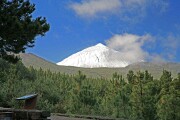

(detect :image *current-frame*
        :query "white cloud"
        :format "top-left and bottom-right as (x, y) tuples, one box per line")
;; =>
(106, 33), (152, 63)
(105, 33), (179, 63)
(70, 0), (169, 20)
(70, 0), (121, 17)
(161, 34), (180, 61)
(151, 0), (169, 13)
(122, 0), (146, 11)
(163, 35), (179, 50)
(149, 54), (166, 63)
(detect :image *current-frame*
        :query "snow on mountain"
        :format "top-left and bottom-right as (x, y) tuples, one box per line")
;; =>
(57, 43), (132, 68)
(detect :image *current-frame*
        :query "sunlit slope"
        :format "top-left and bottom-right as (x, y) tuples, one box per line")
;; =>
(20, 53), (180, 79)
(57, 43), (130, 68)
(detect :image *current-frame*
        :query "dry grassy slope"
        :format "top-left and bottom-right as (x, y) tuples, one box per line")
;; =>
(19, 53), (180, 79)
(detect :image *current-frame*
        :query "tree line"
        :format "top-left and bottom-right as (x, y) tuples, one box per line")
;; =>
(0, 59), (179, 120)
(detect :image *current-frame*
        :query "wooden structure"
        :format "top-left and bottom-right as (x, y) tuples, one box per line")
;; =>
(0, 94), (50, 119)
(16, 94), (38, 109)
(0, 107), (50, 120)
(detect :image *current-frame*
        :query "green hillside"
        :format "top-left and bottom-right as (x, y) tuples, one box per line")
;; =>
(19, 53), (180, 79)
(1, 56), (179, 119)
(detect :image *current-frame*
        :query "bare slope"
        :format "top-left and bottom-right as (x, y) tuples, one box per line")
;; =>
(20, 53), (180, 79)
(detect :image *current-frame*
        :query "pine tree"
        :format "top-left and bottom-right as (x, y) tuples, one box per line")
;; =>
(157, 71), (180, 120)
(130, 71), (156, 120)
(0, 0), (50, 63)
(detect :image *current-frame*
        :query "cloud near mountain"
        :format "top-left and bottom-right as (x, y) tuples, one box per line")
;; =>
(106, 33), (153, 63)
(57, 33), (179, 68)
(106, 33), (180, 62)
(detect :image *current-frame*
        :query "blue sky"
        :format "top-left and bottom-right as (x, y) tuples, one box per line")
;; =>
(27, 0), (180, 63)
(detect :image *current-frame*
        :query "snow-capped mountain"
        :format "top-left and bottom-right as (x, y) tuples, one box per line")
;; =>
(57, 43), (131, 68)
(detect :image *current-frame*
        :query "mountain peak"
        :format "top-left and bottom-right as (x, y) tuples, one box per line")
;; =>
(95, 43), (106, 47)
(57, 43), (130, 68)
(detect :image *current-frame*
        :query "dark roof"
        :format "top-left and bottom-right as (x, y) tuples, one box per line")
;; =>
(16, 94), (38, 100)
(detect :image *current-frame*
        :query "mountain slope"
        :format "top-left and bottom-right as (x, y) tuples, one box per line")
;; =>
(20, 53), (180, 79)
(57, 43), (130, 68)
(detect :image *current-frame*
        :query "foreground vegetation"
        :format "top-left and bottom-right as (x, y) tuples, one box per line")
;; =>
(0, 59), (179, 120)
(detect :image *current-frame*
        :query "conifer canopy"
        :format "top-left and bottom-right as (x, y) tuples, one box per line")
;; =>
(0, 0), (50, 63)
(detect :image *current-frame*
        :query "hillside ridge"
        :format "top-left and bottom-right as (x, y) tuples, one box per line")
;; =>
(20, 53), (180, 79)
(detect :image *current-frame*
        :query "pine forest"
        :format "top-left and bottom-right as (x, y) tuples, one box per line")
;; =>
(0, 59), (179, 119)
